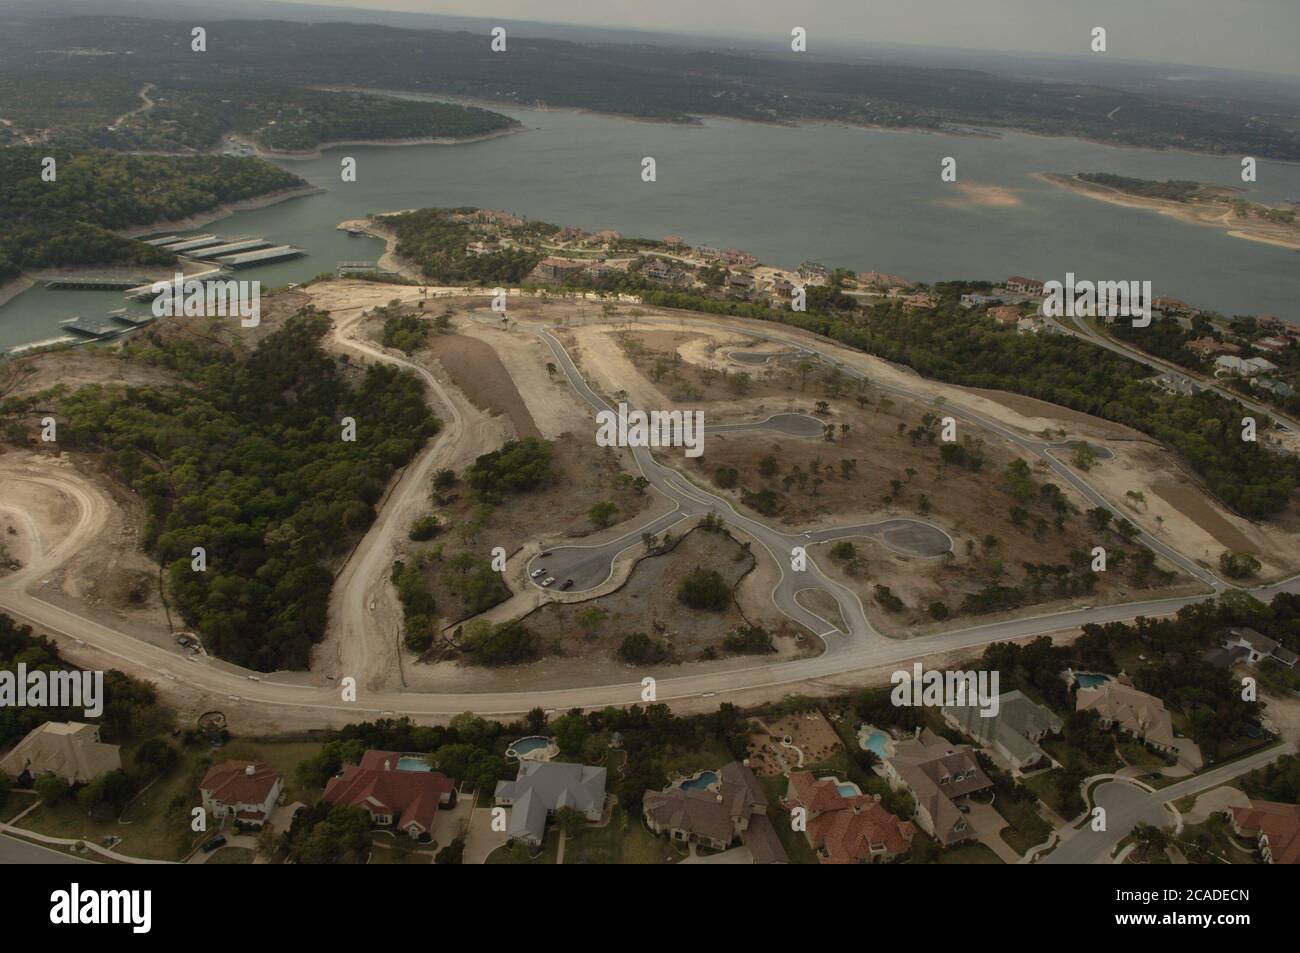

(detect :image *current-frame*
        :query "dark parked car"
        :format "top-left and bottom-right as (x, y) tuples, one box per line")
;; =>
(200, 835), (227, 853)
(561, 579), (574, 590)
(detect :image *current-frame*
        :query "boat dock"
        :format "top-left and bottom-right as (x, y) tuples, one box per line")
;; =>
(216, 245), (306, 268)
(43, 276), (153, 291)
(60, 316), (124, 339)
(189, 238), (275, 260)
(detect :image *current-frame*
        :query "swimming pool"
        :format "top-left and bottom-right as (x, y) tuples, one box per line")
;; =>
(680, 771), (719, 792)
(509, 737), (550, 755)
(837, 782), (862, 798)
(1076, 674), (1112, 689)
(396, 756), (431, 772)
(861, 730), (890, 759)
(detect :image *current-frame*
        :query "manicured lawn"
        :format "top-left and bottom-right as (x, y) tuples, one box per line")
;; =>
(1021, 770), (1080, 820)
(758, 776), (820, 864)
(369, 841), (433, 864)
(561, 807), (681, 864)
(1042, 736), (1118, 775)
(1175, 815), (1260, 865)
(938, 842), (1003, 864)
(486, 830), (560, 864)
(1117, 741), (1171, 770)
(995, 797), (1052, 855)
(1, 790), (39, 822)
(204, 846), (254, 864)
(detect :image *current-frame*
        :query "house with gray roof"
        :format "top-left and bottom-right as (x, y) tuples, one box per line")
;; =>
(494, 761), (607, 846)
(942, 690), (1062, 776)
(1223, 628), (1299, 670)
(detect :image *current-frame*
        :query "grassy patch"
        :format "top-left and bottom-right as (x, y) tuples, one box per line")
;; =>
(204, 846), (255, 864)
(561, 807), (681, 864)
(759, 776), (820, 864)
(994, 797), (1052, 856)
(486, 830), (560, 865)
(938, 841), (1004, 864)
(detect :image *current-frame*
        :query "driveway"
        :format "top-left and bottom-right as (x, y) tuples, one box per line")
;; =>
(964, 800), (1021, 864)
(465, 807), (509, 864)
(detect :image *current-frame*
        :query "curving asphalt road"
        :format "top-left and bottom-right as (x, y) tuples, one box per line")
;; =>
(2, 294), (1298, 720)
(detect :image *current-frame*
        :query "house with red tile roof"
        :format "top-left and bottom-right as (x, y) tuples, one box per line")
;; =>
(785, 772), (915, 864)
(322, 751), (456, 840)
(199, 760), (283, 828)
(1230, 799), (1300, 864)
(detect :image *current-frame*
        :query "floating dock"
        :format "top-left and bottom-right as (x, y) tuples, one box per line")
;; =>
(216, 245), (306, 268)
(43, 276), (153, 291)
(188, 238), (275, 260)
(141, 235), (183, 247)
(124, 271), (236, 301)
(163, 235), (229, 253)
(60, 316), (124, 339)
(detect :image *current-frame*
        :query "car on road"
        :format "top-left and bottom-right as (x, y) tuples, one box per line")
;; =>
(561, 579), (574, 590)
(200, 836), (227, 853)
(541, 577), (555, 587)
(530, 568), (546, 578)
(539, 550), (553, 557)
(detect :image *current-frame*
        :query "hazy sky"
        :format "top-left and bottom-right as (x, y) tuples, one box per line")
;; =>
(274, 0), (1300, 76)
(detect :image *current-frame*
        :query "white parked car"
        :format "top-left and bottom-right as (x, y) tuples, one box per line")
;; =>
(530, 568), (546, 578)
(541, 577), (556, 587)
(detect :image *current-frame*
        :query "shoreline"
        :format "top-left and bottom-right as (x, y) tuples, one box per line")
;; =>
(0, 184), (325, 309)
(227, 124), (523, 161)
(1035, 172), (1300, 251)
(115, 183), (327, 238)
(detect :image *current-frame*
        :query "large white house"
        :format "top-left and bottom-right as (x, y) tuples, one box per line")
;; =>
(199, 760), (283, 828)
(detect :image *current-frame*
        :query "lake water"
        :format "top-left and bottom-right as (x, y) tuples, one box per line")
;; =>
(3, 102), (1298, 352)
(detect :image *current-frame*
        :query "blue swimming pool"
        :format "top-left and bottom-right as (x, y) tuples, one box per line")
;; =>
(509, 736), (550, 756)
(680, 771), (719, 791)
(397, 756), (431, 772)
(837, 783), (862, 798)
(1076, 674), (1112, 689)
(862, 730), (889, 758)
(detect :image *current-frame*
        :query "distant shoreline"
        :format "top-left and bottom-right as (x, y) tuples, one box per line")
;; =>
(227, 124), (523, 161)
(1036, 172), (1300, 251)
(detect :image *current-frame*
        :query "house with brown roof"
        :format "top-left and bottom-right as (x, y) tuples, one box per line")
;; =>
(1187, 337), (1239, 358)
(1231, 799), (1300, 864)
(323, 751), (455, 840)
(535, 257), (588, 282)
(785, 772), (914, 863)
(1075, 682), (1202, 770)
(990, 305), (1021, 326)
(1006, 276), (1044, 295)
(883, 729), (991, 846)
(0, 721), (121, 785)
(200, 760), (283, 828)
(643, 762), (787, 864)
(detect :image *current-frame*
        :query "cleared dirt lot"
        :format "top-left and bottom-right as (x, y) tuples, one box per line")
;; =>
(424, 333), (542, 440)
(518, 526), (808, 665)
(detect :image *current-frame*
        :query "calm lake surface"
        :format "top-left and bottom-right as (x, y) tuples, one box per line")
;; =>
(3, 103), (1298, 352)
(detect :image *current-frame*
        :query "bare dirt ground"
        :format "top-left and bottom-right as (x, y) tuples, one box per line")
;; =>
(0, 349), (180, 402)
(424, 332), (541, 439)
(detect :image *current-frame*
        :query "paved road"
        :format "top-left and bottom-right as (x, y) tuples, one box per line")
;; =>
(1056, 311), (1300, 435)
(2, 296), (1299, 719)
(705, 412), (824, 437)
(1043, 741), (1295, 864)
(0, 834), (95, 864)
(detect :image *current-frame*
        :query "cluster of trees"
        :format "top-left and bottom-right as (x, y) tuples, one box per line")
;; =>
(383, 208), (543, 285)
(0, 147), (303, 281)
(643, 286), (1300, 519)
(676, 567), (732, 611)
(27, 313), (440, 670)
(465, 438), (555, 500)
(380, 306), (430, 355)
(1076, 173), (1210, 203)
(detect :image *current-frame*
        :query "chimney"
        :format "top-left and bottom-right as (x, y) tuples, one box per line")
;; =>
(384, 759), (392, 771)
(244, 764), (256, 776)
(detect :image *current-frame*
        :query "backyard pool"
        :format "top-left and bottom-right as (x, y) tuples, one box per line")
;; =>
(861, 730), (890, 759)
(837, 782), (862, 798)
(506, 736), (557, 760)
(1076, 673), (1112, 689)
(396, 756), (432, 772)
(679, 771), (719, 792)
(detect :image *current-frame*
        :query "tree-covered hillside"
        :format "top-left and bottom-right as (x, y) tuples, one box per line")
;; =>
(0, 147), (305, 281)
